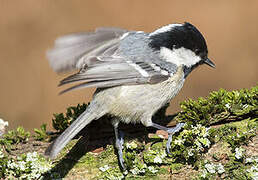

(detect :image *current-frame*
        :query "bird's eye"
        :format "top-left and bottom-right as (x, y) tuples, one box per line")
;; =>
(194, 49), (201, 55)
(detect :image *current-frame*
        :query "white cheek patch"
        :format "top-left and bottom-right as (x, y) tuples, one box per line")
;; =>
(160, 47), (201, 67)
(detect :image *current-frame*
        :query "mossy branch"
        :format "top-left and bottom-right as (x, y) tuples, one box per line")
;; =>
(175, 86), (257, 126)
(52, 86), (257, 134)
(0, 86), (257, 179)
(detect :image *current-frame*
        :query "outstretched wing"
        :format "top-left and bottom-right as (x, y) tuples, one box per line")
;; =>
(47, 27), (174, 93)
(59, 56), (169, 94)
(47, 27), (128, 73)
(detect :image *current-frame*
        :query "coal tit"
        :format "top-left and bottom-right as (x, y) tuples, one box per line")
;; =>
(46, 22), (215, 170)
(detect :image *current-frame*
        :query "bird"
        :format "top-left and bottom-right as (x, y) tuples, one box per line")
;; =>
(45, 22), (215, 170)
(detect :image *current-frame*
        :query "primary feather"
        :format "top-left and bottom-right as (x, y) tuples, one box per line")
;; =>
(59, 57), (169, 93)
(46, 27), (128, 73)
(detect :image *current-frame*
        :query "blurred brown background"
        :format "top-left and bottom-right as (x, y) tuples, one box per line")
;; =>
(0, 1), (257, 131)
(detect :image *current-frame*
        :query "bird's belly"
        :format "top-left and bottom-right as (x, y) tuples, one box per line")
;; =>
(93, 65), (185, 124)
(109, 76), (185, 122)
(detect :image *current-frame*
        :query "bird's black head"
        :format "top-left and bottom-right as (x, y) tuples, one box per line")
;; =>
(149, 22), (215, 72)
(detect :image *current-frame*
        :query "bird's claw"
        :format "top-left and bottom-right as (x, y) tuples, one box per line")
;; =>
(115, 131), (126, 170)
(166, 122), (185, 155)
(118, 148), (125, 170)
(166, 134), (173, 155)
(167, 122), (185, 134)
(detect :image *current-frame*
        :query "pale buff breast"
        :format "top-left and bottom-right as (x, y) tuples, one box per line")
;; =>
(105, 65), (185, 122)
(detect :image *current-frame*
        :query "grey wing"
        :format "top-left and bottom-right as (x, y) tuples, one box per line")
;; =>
(47, 28), (172, 93)
(47, 27), (128, 73)
(59, 56), (169, 94)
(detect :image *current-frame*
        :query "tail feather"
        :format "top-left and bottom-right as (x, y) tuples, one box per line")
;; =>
(45, 106), (106, 159)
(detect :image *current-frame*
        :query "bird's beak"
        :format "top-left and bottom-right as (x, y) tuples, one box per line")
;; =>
(204, 58), (215, 68)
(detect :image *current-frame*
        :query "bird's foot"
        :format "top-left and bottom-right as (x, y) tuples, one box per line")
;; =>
(115, 131), (125, 170)
(166, 122), (185, 155)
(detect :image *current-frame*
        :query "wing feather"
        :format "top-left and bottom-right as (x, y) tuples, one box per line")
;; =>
(47, 28), (175, 93)
(59, 56), (170, 93)
(59, 77), (146, 95)
(59, 59), (140, 86)
(47, 28), (128, 73)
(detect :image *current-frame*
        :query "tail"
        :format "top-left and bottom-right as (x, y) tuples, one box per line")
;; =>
(45, 105), (106, 159)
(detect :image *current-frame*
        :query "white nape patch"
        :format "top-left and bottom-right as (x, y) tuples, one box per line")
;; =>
(126, 61), (149, 77)
(120, 32), (129, 40)
(160, 47), (201, 67)
(150, 24), (183, 36)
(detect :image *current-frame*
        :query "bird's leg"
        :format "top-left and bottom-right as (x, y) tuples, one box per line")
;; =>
(111, 119), (125, 170)
(151, 122), (185, 154)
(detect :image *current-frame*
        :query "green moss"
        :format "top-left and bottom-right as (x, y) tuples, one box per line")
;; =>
(33, 123), (48, 141)
(0, 150), (52, 179)
(215, 119), (257, 150)
(195, 117), (257, 180)
(97, 165), (125, 180)
(196, 149), (258, 180)
(175, 86), (258, 126)
(52, 103), (88, 132)
(2, 126), (30, 144)
(170, 163), (183, 172)
(0, 126), (30, 152)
